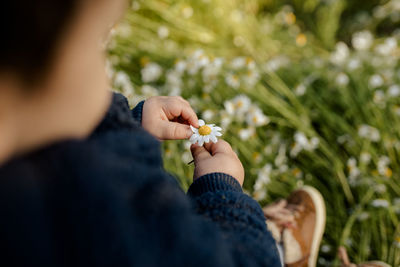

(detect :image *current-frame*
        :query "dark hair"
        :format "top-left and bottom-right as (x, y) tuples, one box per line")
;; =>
(1, 1), (80, 84)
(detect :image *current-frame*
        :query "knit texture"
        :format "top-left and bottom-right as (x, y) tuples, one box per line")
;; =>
(188, 172), (243, 197)
(0, 92), (280, 267)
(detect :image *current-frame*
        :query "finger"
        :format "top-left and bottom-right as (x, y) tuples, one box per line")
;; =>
(166, 98), (199, 128)
(160, 121), (193, 140)
(205, 139), (234, 156)
(190, 144), (211, 162)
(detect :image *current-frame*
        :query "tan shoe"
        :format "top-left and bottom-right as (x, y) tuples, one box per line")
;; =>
(338, 247), (392, 267)
(282, 186), (326, 267)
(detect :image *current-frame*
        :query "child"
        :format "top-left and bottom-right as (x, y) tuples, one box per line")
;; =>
(0, 0), (325, 266)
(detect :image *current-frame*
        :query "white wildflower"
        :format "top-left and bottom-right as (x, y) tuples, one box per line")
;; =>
(360, 152), (371, 164)
(141, 85), (159, 97)
(263, 56), (290, 72)
(220, 111), (233, 128)
(187, 50), (209, 75)
(375, 37), (397, 56)
(357, 212), (370, 221)
(246, 106), (270, 127)
(243, 70), (260, 87)
(352, 30), (373, 51)
(358, 124), (381, 142)
(294, 84), (307, 96)
(225, 73), (240, 89)
(230, 57), (246, 69)
(388, 84), (400, 97)
(371, 199), (390, 208)
(190, 119), (222, 146)
(168, 87), (181, 96)
(238, 127), (255, 141)
(347, 157), (361, 179)
(182, 5), (194, 18)
(295, 132), (319, 151)
(202, 58), (223, 83)
(246, 58), (256, 69)
(202, 110), (215, 121)
(253, 164), (272, 200)
(141, 63), (162, 83)
(166, 70), (182, 88)
(257, 164), (272, 185)
(275, 145), (287, 167)
(331, 42), (349, 65)
(347, 58), (361, 70)
(157, 26), (169, 39)
(114, 71), (134, 96)
(377, 156), (390, 175)
(174, 60), (187, 74)
(253, 189), (267, 201)
(290, 132), (319, 157)
(225, 95), (252, 116)
(369, 74), (384, 88)
(182, 151), (192, 163)
(336, 73), (350, 86)
(279, 164), (289, 173)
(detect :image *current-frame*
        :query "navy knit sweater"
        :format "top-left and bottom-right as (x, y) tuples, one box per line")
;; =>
(0, 93), (280, 267)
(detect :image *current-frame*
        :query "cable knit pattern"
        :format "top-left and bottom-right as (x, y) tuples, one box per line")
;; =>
(188, 172), (243, 197)
(0, 92), (280, 267)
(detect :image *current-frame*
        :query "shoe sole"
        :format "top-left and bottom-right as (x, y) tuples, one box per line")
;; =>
(300, 186), (326, 267)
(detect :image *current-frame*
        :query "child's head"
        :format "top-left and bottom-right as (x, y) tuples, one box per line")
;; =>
(2, 0), (126, 86)
(0, 0), (127, 160)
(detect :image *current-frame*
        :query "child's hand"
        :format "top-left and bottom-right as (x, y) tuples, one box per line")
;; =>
(190, 139), (244, 186)
(142, 96), (199, 140)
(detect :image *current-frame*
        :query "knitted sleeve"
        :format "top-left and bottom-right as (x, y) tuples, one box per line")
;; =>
(122, 168), (281, 267)
(186, 172), (281, 266)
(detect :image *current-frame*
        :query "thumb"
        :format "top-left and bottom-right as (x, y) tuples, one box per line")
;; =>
(190, 144), (211, 162)
(160, 121), (193, 140)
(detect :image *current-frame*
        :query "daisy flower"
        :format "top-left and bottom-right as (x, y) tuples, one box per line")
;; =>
(190, 119), (222, 146)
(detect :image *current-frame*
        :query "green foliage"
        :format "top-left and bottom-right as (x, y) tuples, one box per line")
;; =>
(109, 0), (400, 265)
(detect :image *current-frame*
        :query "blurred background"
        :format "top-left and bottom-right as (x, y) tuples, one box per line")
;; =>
(108, 0), (400, 265)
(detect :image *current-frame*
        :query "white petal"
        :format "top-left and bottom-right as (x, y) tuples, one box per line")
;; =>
(190, 134), (198, 142)
(213, 126), (222, 131)
(211, 135), (218, 143)
(215, 132), (223, 137)
(190, 125), (197, 132)
(204, 136), (210, 143)
(198, 139), (204, 146)
(199, 120), (205, 126)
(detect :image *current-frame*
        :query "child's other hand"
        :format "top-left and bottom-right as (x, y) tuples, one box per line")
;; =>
(190, 140), (244, 186)
(142, 96), (199, 140)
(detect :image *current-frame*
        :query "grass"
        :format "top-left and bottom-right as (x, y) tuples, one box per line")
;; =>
(109, 0), (400, 265)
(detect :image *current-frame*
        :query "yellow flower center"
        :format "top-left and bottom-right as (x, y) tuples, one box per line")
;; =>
(384, 167), (393, 178)
(198, 125), (212, 136)
(296, 33), (307, 47)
